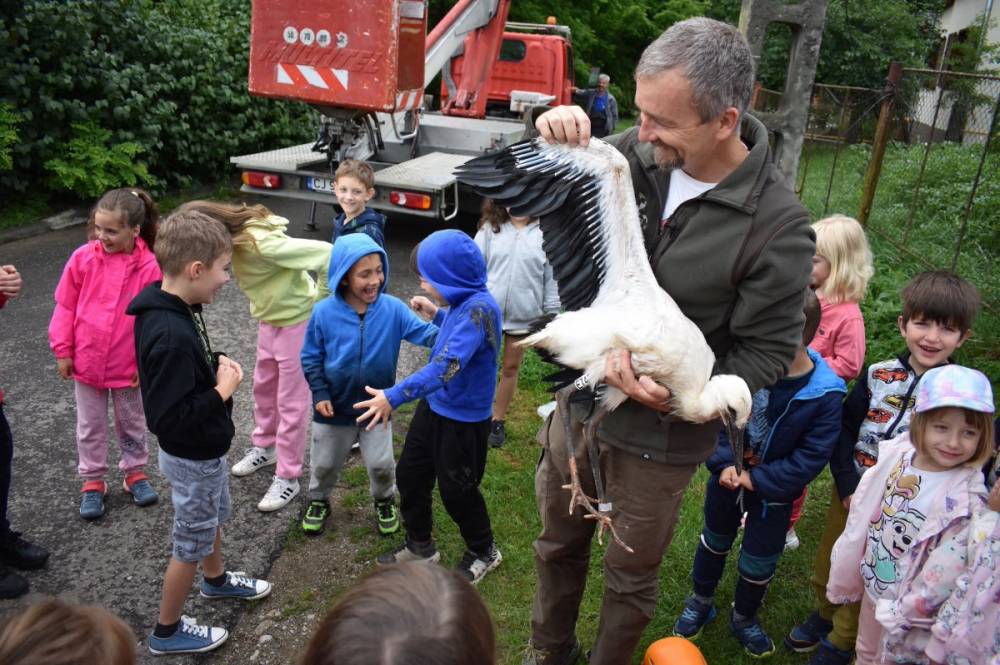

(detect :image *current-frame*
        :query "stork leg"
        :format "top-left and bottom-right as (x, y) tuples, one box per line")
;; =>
(555, 388), (598, 512)
(581, 406), (633, 553)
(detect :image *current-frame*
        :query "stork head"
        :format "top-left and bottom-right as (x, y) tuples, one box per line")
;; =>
(705, 374), (752, 427)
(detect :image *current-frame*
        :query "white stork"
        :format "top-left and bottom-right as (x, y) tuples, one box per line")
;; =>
(455, 138), (752, 551)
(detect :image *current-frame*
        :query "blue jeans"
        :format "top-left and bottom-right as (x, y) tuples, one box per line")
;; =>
(692, 473), (793, 618)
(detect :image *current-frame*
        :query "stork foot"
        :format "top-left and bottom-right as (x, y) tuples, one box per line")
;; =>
(563, 453), (633, 553)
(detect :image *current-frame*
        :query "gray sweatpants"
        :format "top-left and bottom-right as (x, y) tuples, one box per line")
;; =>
(308, 422), (396, 502)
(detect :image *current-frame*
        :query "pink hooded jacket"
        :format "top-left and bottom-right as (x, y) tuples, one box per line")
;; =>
(827, 434), (987, 663)
(48, 238), (161, 389)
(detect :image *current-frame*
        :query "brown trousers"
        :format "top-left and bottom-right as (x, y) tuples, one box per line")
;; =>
(530, 402), (697, 665)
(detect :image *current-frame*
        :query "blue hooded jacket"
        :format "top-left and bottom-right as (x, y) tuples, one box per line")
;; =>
(385, 230), (501, 422)
(332, 207), (386, 250)
(300, 233), (437, 426)
(708, 349), (846, 502)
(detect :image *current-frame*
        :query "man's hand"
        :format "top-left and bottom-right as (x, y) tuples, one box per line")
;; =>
(410, 295), (438, 321)
(315, 400), (334, 418)
(0, 265), (22, 297)
(535, 105), (592, 147)
(57, 357), (74, 380)
(603, 349), (672, 412)
(353, 386), (392, 431)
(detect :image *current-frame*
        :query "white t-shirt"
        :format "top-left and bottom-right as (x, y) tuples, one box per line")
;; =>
(661, 168), (717, 228)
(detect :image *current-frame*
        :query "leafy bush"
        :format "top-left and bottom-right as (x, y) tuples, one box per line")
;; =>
(44, 122), (151, 198)
(0, 103), (18, 172)
(0, 0), (317, 197)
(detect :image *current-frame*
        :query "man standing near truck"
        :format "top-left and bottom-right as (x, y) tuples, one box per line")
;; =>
(572, 73), (618, 138)
(524, 17), (815, 665)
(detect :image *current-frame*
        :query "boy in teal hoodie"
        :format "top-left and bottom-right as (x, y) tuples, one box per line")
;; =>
(299, 234), (437, 536)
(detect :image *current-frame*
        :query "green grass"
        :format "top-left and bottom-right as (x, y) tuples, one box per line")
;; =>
(0, 192), (53, 231)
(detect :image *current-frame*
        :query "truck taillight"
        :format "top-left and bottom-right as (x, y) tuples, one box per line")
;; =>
(390, 191), (432, 210)
(242, 171), (281, 189)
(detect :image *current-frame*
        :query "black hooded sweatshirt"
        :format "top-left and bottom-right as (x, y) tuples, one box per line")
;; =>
(126, 282), (234, 460)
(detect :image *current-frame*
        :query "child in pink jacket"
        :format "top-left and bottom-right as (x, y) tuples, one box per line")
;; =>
(49, 188), (163, 520)
(826, 365), (994, 665)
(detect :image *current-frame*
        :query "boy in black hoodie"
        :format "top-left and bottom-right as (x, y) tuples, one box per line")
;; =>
(127, 211), (272, 656)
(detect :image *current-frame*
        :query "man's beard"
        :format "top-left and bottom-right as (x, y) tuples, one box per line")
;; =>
(653, 144), (682, 171)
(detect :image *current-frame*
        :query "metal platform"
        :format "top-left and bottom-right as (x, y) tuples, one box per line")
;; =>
(373, 151), (473, 190)
(229, 143), (324, 171)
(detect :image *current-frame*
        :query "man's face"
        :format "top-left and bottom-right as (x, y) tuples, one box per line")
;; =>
(597, 78), (609, 93)
(634, 69), (724, 176)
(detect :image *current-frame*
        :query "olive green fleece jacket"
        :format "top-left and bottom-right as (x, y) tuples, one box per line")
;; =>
(232, 215), (333, 327)
(595, 115), (815, 465)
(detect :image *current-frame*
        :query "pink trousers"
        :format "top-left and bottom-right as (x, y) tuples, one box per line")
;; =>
(855, 592), (884, 665)
(75, 381), (148, 480)
(251, 320), (311, 480)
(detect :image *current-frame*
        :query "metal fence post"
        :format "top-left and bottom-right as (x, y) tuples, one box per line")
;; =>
(857, 62), (903, 226)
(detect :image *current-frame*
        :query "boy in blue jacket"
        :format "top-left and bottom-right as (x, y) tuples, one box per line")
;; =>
(331, 160), (386, 249)
(299, 234), (437, 536)
(672, 290), (846, 658)
(354, 229), (503, 585)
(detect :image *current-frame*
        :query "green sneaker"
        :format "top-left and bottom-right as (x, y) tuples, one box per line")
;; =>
(374, 497), (400, 535)
(301, 500), (330, 535)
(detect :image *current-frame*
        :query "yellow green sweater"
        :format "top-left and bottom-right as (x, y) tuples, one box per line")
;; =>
(232, 215), (332, 327)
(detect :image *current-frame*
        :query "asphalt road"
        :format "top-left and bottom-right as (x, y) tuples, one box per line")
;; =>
(0, 196), (439, 662)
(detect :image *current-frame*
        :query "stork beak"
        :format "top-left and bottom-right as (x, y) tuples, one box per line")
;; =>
(724, 406), (745, 476)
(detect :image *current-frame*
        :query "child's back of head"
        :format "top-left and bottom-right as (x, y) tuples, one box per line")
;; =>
(802, 287), (821, 347)
(812, 214), (873, 305)
(0, 599), (136, 665)
(302, 562), (496, 665)
(175, 200), (271, 250)
(155, 210), (233, 277)
(900, 269), (980, 335)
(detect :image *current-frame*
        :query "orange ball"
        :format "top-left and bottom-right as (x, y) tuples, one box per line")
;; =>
(642, 636), (708, 665)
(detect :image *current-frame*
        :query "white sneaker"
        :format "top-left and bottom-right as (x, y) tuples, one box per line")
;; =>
(785, 528), (800, 551)
(231, 447), (277, 477)
(456, 543), (502, 585)
(257, 476), (300, 512)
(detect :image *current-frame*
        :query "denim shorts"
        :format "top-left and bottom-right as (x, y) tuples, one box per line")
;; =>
(159, 449), (231, 563)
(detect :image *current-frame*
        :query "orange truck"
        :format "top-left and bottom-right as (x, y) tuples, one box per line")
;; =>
(230, 0), (574, 225)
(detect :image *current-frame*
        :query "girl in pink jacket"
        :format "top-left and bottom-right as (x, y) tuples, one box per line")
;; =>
(48, 188), (163, 520)
(826, 365), (994, 664)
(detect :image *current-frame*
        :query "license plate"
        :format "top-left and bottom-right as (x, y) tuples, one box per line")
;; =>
(307, 176), (335, 193)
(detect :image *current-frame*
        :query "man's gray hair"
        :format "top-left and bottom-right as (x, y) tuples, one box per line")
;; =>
(635, 17), (755, 122)
(598, 73), (610, 83)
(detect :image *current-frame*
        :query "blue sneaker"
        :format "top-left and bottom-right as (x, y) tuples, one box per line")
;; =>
(807, 639), (854, 665)
(200, 571), (272, 600)
(124, 473), (158, 507)
(80, 480), (106, 520)
(672, 595), (717, 639)
(730, 612), (776, 658)
(785, 610), (833, 652)
(148, 615), (228, 655)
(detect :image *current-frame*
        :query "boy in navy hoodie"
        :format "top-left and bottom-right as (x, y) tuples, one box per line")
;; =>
(354, 229), (503, 585)
(128, 211), (271, 656)
(331, 159), (386, 249)
(299, 233), (437, 537)
(671, 290), (846, 658)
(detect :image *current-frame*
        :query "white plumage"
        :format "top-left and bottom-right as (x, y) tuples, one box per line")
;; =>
(456, 138), (752, 550)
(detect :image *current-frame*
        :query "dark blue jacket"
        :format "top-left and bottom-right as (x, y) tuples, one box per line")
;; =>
(708, 349), (846, 502)
(385, 230), (501, 422)
(300, 234), (437, 426)
(332, 207), (386, 249)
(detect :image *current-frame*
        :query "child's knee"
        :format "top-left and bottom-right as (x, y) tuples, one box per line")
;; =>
(737, 549), (781, 583)
(700, 527), (735, 554)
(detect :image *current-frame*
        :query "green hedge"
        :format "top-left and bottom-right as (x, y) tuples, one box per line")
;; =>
(0, 0), (317, 197)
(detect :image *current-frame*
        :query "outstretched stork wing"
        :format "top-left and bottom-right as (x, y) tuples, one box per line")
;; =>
(455, 138), (610, 311)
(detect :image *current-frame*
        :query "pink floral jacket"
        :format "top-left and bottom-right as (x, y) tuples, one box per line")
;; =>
(48, 238), (161, 388)
(827, 434), (987, 663)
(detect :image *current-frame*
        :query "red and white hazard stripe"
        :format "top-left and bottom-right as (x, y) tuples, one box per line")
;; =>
(276, 64), (349, 92)
(395, 89), (422, 111)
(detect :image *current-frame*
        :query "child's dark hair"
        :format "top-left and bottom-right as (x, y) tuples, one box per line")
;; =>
(803, 287), (821, 346)
(91, 187), (159, 250)
(0, 599), (136, 665)
(901, 270), (980, 333)
(479, 198), (510, 233)
(301, 562), (496, 665)
(409, 242), (422, 278)
(335, 159), (376, 190)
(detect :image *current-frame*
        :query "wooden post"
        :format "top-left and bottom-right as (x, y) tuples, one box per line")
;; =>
(857, 61), (902, 226)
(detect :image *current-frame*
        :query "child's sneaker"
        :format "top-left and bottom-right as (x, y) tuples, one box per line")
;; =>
(79, 480), (107, 520)
(0, 567), (28, 599)
(124, 471), (158, 507)
(302, 500), (330, 535)
(785, 610), (833, 652)
(456, 542), (502, 585)
(200, 571), (272, 600)
(784, 528), (800, 551)
(374, 497), (400, 535)
(488, 419), (506, 448)
(257, 476), (299, 512)
(148, 616), (228, 655)
(730, 611), (776, 658)
(672, 594), (717, 640)
(377, 538), (441, 565)
(807, 639), (854, 665)
(231, 446), (277, 477)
